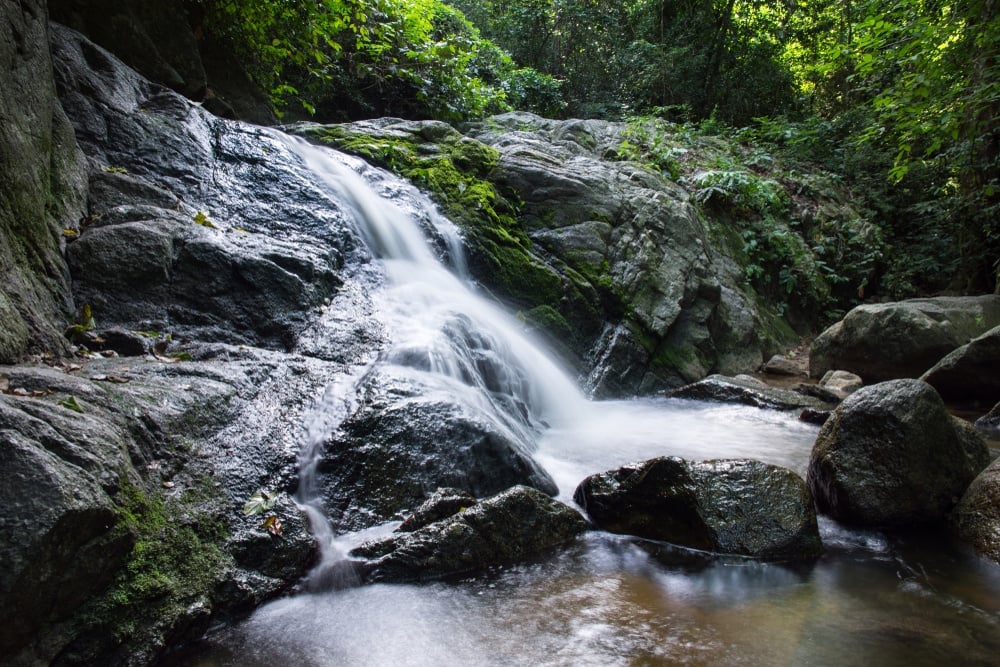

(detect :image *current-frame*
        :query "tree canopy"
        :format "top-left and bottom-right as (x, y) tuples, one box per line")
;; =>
(201, 0), (999, 296)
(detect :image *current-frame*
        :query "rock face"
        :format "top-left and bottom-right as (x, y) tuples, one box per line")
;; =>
(921, 325), (1000, 406)
(807, 379), (990, 527)
(952, 458), (1000, 564)
(53, 23), (348, 349)
(349, 486), (587, 583)
(574, 457), (822, 560)
(49, 0), (277, 123)
(0, 0), (86, 362)
(809, 296), (1000, 383)
(293, 114), (799, 397)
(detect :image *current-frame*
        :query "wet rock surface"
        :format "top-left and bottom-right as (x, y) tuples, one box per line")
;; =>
(315, 366), (557, 532)
(349, 486), (587, 582)
(667, 374), (836, 411)
(952, 458), (1000, 564)
(921, 324), (1000, 407)
(574, 456), (822, 560)
(807, 379), (990, 527)
(809, 296), (1000, 383)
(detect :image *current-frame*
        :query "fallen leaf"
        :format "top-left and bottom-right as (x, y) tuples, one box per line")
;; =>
(0, 376), (8, 392)
(12, 387), (29, 396)
(162, 481), (175, 489)
(263, 515), (283, 537)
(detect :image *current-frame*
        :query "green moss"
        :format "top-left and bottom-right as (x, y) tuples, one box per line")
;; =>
(298, 124), (565, 314)
(520, 305), (573, 340)
(80, 478), (229, 644)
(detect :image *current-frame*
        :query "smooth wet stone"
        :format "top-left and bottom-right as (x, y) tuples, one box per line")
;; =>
(350, 486), (587, 582)
(807, 379), (989, 527)
(667, 374), (835, 411)
(574, 456), (822, 560)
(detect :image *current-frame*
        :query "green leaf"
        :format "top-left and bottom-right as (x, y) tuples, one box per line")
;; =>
(243, 489), (277, 516)
(58, 396), (84, 413)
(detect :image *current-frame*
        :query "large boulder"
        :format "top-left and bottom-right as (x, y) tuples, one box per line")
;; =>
(951, 458), (1000, 564)
(315, 366), (557, 532)
(0, 0), (86, 362)
(810, 296), (1000, 383)
(921, 325), (1000, 407)
(349, 485), (587, 583)
(574, 456), (822, 560)
(807, 379), (990, 527)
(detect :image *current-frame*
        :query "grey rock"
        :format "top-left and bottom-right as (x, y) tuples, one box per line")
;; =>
(921, 324), (1000, 406)
(764, 354), (803, 376)
(574, 456), (822, 560)
(0, 0), (86, 362)
(819, 370), (863, 398)
(951, 458), (1000, 564)
(810, 296), (1000, 382)
(350, 486), (587, 582)
(398, 487), (478, 533)
(807, 379), (990, 527)
(974, 401), (1000, 434)
(668, 374), (836, 411)
(315, 367), (557, 532)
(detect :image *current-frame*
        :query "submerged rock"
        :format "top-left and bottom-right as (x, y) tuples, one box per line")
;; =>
(951, 458), (1000, 564)
(350, 486), (587, 583)
(807, 379), (989, 527)
(574, 456), (822, 560)
(809, 296), (1000, 383)
(921, 325), (1000, 406)
(667, 374), (836, 411)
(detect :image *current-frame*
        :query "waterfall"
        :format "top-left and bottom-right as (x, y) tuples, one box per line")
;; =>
(278, 134), (585, 581)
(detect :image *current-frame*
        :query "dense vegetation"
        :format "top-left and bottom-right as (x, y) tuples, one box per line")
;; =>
(201, 0), (999, 304)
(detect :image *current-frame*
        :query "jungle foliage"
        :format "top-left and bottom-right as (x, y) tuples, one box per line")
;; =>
(201, 0), (999, 299)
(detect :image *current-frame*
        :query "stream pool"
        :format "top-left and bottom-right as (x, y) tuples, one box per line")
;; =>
(180, 399), (1000, 667)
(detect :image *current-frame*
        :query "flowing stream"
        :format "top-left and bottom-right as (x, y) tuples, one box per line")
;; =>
(185, 137), (1000, 666)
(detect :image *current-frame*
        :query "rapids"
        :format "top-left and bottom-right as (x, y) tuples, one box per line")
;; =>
(181, 136), (1000, 667)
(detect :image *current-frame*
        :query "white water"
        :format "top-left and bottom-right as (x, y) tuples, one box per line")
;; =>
(184, 137), (1000, 666)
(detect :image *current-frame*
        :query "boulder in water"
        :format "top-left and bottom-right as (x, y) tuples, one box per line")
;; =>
(397, 487), (479, 533)
(349, 485), (587, 582)
(807, 379), (990, 527)
(574, 456), (822, 560)
(315, 367), (558, 532)
(809, 296), (1000, 383)
(951, 458), (1000, 564)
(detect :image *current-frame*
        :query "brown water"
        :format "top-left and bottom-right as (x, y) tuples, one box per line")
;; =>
(178, 399), (1000, 667)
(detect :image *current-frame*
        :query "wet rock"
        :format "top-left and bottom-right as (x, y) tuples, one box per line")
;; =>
(807, 379), (990, 527)
(809, 296), (1000, 383)
(316, 367), (557, 531)
(921, 325), (1000, 406)
(974, 402), (1000, 434)
(574, 456), (822, 560)
(799, 407), (831, 426)
(951, 458), (1000, 564)
(0, 0), (86, 363)
(793, 382), (843, 405)
(398, 487), (478, 533)
(667, 374), (836, 411)
(350, 486), (587, 582)
(763, 354), (803, 376)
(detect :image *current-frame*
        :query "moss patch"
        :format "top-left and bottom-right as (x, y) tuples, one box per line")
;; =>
(78, 477), (230, 651)
(295, 123), (565, 319)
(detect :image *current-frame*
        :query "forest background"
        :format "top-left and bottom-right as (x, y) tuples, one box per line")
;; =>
(199, 0), (999, 304)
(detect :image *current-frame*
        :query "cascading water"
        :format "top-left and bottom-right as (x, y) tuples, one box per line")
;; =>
(190, 136), (1000, 667)
(281, 134), (585, 582)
